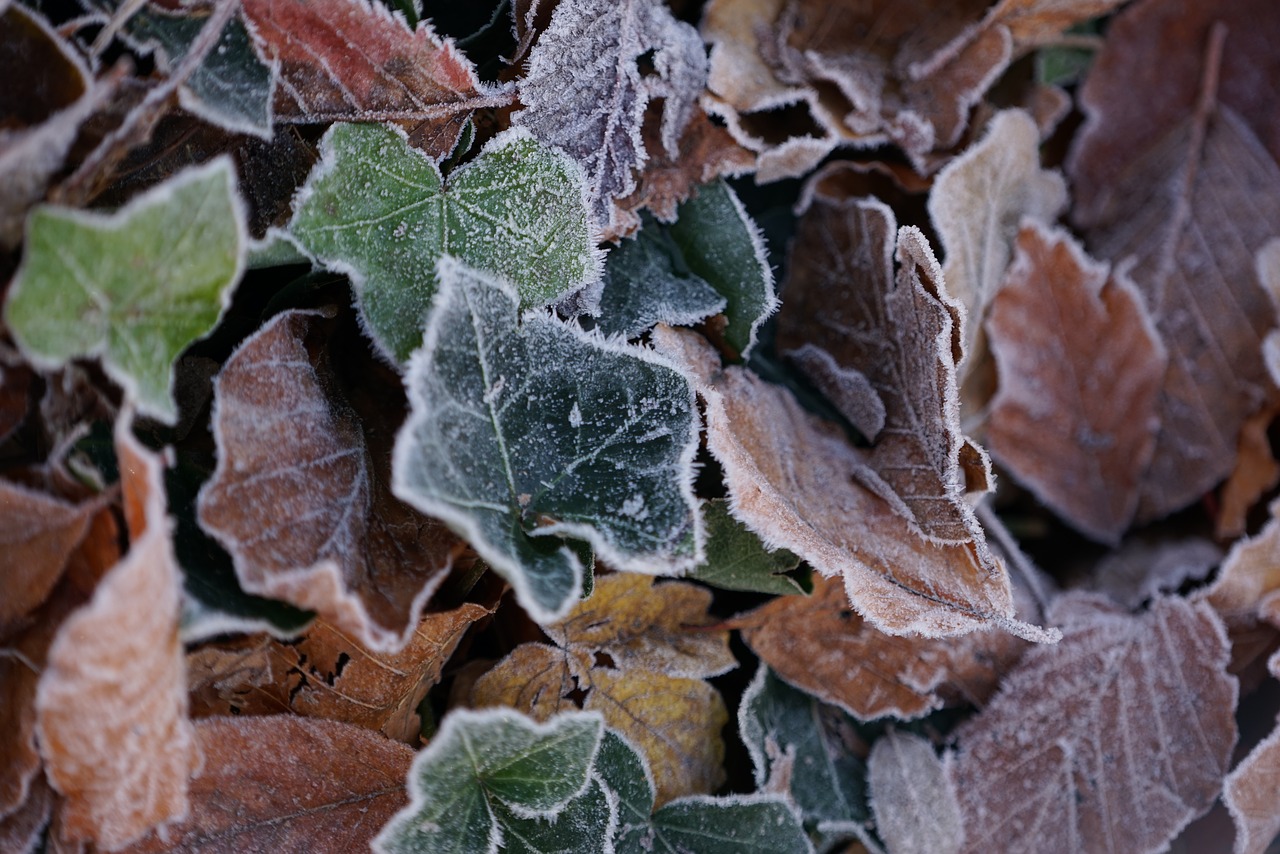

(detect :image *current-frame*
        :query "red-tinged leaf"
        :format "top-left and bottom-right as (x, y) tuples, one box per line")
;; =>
(35, 418), (199, 850)
(952, 593), (1237, 854)
(197, 308), (461, 652)
(115, 716), (414, 854)
(1067, 0), (1280, 522)
(985, 224), (1167, 544)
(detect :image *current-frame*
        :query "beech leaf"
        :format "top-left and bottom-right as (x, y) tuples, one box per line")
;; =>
(867, 730), (964, 854)
(686, 499), (804, 595)
(0, 481), (97, 635)
(290, 122), (600, 363)
(4, 158), (245, 424)
(392, 259), (703, 622)
(1224, 647), (1280, 854)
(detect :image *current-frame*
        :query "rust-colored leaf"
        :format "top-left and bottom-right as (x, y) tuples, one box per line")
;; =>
(35, 418), (199, 851)
(115, 716), (414, 854)
(952, 593), (1237, 854)
(188, 602), (491, 742)
(1067, 0), (1280, 522)
(1217, 403), (1280, 541)
(985, 224), (1167, 544)
(198, 308), (461, 652)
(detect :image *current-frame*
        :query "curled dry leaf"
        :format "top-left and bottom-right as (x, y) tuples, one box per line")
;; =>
(1067, 0), (1280, 523)
(952, 593), (1237, 854)
(198, 308), (461, 653)
(35, 418), (199, 850)
(0, 481), (98, 635)
(868, 730), (964, 854)
(985, 223), (1167, 544)
(187, 602), (492, 742)
(116, 716), (414, 854)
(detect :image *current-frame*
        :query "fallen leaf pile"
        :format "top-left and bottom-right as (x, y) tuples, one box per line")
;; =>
(2, 0), (1280, 851)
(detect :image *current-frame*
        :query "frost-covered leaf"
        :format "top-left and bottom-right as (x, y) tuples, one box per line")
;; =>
(117, 716), (414, 854)
(188, 602), (491, 741)
(4, 158), (245, 424)
(1217, 402), (1280, 540)
(0, 482), (98, 635)
(1089, 537), (1221, 610)
(197, 308), (460, 651)
(986, 224), (1167, 544)
(597, 217), (726, 340)
(514, 0), (708, 229)
(472, 573), (734, 804)
(952, 593), (1237, 854)
(392, 260), (702, 622)
(981, 0), (1125, 51)
(1068, 0), (1280, 522)
(867, 731), (963, 854)
(35, 418), (199, 850)
(1202, 501), (1280, 638)
(1224, 647), (1280, 854)
(686, 499), (804, 595)
(599, 732), (814, 854)
(491, 774), (617, 854)
(290, 123), (599, 363)
(374, 708), (603, 854)
(667, 180), (777, 359)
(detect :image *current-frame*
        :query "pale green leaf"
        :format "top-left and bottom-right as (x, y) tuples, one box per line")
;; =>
(4, 157), (245, 424)
(375, 708), (604, 854)
(687, 500), (804, 595)
(667, 180), (776, 358)
(392, 258), (703, 623)
(291, 122), (600, 363)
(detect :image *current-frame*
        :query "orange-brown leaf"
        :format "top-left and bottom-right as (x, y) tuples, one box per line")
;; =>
(0, 481), (97, 635)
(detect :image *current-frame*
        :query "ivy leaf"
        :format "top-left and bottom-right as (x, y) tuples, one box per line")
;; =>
(4, 158), (245, 425)
(374, 708), (604, 854)
(290, 123), (600, 363)
(392, 259), (703, 622)
(686, 499), (804, 596)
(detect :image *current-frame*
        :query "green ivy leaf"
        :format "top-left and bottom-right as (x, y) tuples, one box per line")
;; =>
(392, 258), (703, 623)
(492, 775), (617, 854)
(374, 708), (604, 854)
(667, 180), (776, 359)
(687, 499), (805, 595)
(597, 731), (813, 854)
(291, 122), (600, 363)
(4, 157), (245, 424)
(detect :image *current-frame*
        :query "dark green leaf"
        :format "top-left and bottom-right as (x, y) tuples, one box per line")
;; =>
(687, 500), (804, 595)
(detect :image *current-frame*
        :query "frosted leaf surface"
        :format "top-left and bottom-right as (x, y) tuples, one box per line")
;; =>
(291, 123), (599, 363)
(0, 481), (97, 636)
(686, 499), (804, 595)
(867, 731), (963, 854)
(393, 260), (702, 622)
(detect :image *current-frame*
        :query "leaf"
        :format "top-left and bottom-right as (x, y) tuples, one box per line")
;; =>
(35, 417), (199, 850)
(4, 158), (246, 424)
(686, 499), (804, 595)
(734, 574), (1027, 721)
(0, 773), (52, 854)
(197, 307), (460, 651)
(491, 774), (618, 854)
(775, 180), (996, 556)
(867, 730), (963, 854)
(472, 573), (735, 804)
(116, 716), (414, 854)
(1217, 402), (1280, 540)
(187, 602), (491, 742)
(951, 593), (1237, 854)
(980, 0), (1125, 51)
(667, 180), (778, 359)
(514, 0), (708, 229)
(596, 217), (727, 341)
(290, 122), (600, 363)
(652, 326), (1046, 640)
(392, 259), (703, 622)
(374, 707), (604, 854)
(1067, 0), (1280, 522)
(985, 223), (1167, 544)
(598, 731), (814, 854)
(1089, 537), (1221, 611)
(1201, 501), (1280, 637)
(1223, 647), (1280, 854)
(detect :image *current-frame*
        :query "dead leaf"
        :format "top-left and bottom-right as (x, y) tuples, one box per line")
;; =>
(734, 574), (1027, 721)
(1089, 537), (1221, 611)
(1202, 502), (1280, 638)
(868, 730), (964, 854)
(471, 572), (734, 805)
(1218, 404), (1280, 540)
(1223, 646), (1280, 854)
(35, 417), (199, 850)
(985, 223), (1167, 544)
(980, 0), (1125, 52)
(187, 602), (492, 742)
(1067, 0), (1280, 523)
(952, 593), (1237, 854)
(0, 772), (52, 854)
(198, 308), (461, 653)
(115, 716), (414, 854)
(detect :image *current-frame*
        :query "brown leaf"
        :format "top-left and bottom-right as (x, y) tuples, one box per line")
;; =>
(980, 0), (1126, 51)
(1089, 537), (1221, 611)
(985, 224), (1167, 544)
(1067, 0), (1280, 523)
(0, 354), (33, 445)
(952, 593), (1237, 854)
(471, 573), (733, 804)
(1217, 403), (1280, 540)
(188, 602), (491, 742)
(867, 730), (964, 854)
(1223, 646), (1280, 854)
(0, 773), (52, 854)
(735, 574), (1027, 721)
(198, 308), (461, 652)
(115, 716), (414, 854)
(35, 418), (199, 850)
(1202, 503), (1280, 638)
